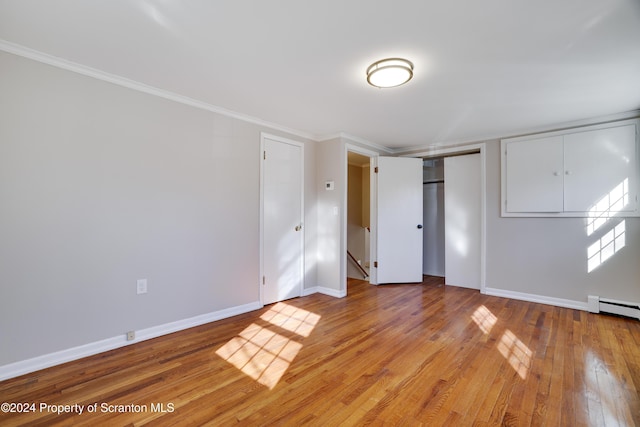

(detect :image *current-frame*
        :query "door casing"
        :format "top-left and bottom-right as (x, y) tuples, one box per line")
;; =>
(340, 142), (486, 294)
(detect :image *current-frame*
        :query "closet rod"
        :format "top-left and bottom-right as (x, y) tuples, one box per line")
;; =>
(423, 179), (444, 185)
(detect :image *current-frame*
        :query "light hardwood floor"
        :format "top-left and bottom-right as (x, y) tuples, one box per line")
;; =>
(1, 277), (639, 426)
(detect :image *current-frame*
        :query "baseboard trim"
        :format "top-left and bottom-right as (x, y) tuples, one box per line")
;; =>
(484, 287), (588, 311)
(302, 286), (346, 298)
(0, 301), (262, 382)
(301, 287), (319, 296)
(319, 286), (347, 298)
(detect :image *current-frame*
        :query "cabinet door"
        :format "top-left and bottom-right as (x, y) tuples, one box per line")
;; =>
(564, 124), (636, 213)
(505, 136), (564, 212)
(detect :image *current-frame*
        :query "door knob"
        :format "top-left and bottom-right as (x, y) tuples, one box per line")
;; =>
(295, 225), (302, 231)
(417, 224), (423, 229)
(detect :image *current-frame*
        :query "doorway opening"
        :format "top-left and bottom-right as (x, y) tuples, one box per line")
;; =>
(340, 143), (486, 295)
(422, 150), (483, 290)
(422, 157), (445, 278)
(347, 152), (371, 282)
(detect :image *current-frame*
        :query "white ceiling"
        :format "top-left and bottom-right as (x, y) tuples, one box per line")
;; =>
(1, 0), (639, 150)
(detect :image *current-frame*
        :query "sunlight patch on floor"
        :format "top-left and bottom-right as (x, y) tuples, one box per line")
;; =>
(584, 350), (628, 425)
(216, 303), (320, 389)
(471, 305), (497, 335)
(497, 329), (532, 379)
(260, 302), (321, 337)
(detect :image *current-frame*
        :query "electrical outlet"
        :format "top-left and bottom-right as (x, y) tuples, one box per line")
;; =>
(137, 279), (147, 294)
(126, 331), (135, 341)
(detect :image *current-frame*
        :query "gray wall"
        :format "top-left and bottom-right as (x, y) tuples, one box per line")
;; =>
(0, 51), (317, 366)
(484, 139), (640, 303)
(2, 47), (638, 372)
(316, 138), (386, 292)
(316, 138), (343, 291)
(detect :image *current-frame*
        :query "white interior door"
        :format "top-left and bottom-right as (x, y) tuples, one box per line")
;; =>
(444, 153), (481, 289)
(262, 136), (303, 304)
(376, 156), (423, 284)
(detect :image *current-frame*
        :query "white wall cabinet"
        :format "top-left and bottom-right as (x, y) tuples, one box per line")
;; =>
(505, 135), (564, 213)
(501, 120), (639, 217)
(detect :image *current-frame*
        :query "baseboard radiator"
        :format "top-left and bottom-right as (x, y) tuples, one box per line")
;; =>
(588, 295), (640, 320)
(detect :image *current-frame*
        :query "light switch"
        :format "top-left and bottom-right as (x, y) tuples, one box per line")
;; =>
(137, 279), (148, 294)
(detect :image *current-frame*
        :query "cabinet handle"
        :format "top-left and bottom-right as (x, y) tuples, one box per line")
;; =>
(553, 172), (559, 176)
(565, 171), (571, 175)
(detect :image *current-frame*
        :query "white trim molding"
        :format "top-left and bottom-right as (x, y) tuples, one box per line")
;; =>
(393, 110), (640, 156)
(3, 39), (637, 155)
(0, 301), (262, 382)
(484, 287), (589, 311)
(335, 133), (395, 154)
(407, 143), (487, 294)
(344, 143), (381, 289)
(301, 287), (319, 297)
(302, 286), (346, 298)
(0, 39), (317, 142)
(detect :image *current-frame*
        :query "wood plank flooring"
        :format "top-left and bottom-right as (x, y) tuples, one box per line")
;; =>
(1, 276), (639, 426)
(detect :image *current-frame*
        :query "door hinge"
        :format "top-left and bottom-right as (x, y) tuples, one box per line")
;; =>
(374, 167), (379, 173)
(374, 261), (378, 268)
(262, 276), (265, 285)
(263, 151), (266, 160)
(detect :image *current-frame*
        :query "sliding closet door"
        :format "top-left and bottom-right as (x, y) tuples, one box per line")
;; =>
(444, 153), (481, 289)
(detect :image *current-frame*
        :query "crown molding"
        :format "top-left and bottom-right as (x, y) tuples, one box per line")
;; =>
(0, 39), (319, 142)
(394, 109), (640, 156)
(318, 132), (394, 154)
(315, 133), (343, 142)
(3, 39), (636, 154)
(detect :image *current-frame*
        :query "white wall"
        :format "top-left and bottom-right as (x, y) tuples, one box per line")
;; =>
(484, 139), (640, 303)
(0, 51), (317, 368)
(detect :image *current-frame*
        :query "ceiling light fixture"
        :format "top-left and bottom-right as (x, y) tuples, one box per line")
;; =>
(366, 58), (414, 88)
